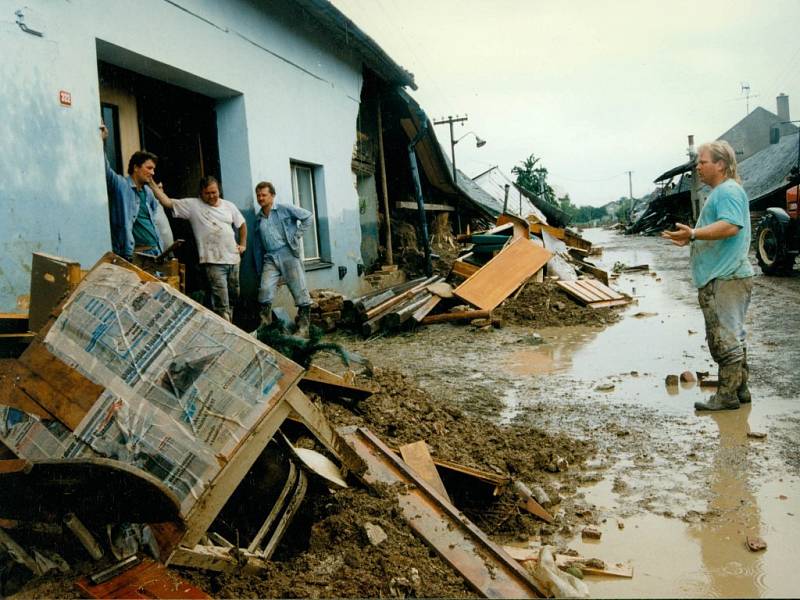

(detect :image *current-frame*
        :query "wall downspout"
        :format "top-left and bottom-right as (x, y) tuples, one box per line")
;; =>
(407, 108), (432, 276)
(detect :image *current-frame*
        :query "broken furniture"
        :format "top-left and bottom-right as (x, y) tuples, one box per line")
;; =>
(0, 252), (362, 576)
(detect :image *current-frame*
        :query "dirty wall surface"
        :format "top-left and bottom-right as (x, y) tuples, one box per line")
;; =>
(325, 228), (800, 598)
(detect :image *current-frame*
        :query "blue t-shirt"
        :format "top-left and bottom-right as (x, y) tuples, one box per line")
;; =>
(690, 178), (754, 288)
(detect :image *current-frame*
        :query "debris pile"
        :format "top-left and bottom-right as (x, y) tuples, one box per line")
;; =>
(309, 289), (345, 333)
(336, 212), (631, 339)
(0, 228), (637, 598)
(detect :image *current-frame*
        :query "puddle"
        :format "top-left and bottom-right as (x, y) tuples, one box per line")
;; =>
(495, 229), (800, 597)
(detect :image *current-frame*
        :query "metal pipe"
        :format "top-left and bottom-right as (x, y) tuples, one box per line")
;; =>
(377, 99), (393, 265)
(408, 109), (433, 276)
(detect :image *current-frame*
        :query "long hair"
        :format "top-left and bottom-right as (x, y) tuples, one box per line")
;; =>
(698, 140), (740, 183)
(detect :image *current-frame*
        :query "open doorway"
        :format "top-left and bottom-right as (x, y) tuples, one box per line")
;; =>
(98, 60), (221, 298)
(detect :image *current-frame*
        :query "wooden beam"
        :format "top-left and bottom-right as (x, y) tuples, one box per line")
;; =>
(285, 386), (366, 476)
(398, 201), (455, 212)
(399, 440), (451, 502)
(169, 544), (269, 574)
(421, 310), (491, 325)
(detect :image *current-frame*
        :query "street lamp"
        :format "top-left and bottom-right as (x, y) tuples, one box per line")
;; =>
(434, 115), (487, 183)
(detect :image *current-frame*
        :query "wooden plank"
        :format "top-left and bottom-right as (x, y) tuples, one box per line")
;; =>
(397, 201), (455, 212)
(28, 252), (83, 332)
(421, 309), (491, 325)
(299, 365), (374, 402)
(18, 339), (104, 430)
(340, 427), (544, 598)
(399, 441), (451, 502)
(411, 294), (441, 323)
(285, 386), (366, 476)
(564, 230), (592, 252)
(501, 545), (633, 578)
(557, 281), (598, 305)
(574, 280), (612, 301)
(528, 223), (566, 240)
(573, 259), (609, 286)
(76, 557), (212, 599)
(584, 279), (625, 300)
(496, 213), (532, 241)
(169, 545), (269, 574)
(454, 238), (552, 311)
(589, 298), (632, 309)
(0, 359), (56, 420)
(452, 258), (480, 279)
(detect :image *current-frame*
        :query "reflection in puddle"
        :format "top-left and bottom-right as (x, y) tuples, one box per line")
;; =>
(497, 230), (800, 597)
(568, 398), (799, 598)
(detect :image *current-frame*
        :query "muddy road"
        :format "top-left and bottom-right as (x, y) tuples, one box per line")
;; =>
(326, 228), (800, 598)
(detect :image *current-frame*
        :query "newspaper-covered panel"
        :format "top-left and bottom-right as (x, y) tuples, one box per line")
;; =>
(0, 404), (94, 460)
(73, 391), (219, 513)
(43, 263), (290, 513)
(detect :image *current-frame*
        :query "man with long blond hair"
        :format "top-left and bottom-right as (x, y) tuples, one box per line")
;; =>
(662, 140), (754, 411)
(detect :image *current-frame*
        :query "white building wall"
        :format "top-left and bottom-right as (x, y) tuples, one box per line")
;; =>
(0, 0), (367, 311)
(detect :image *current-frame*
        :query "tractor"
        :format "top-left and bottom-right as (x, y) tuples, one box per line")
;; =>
(755, 173), (800, 275)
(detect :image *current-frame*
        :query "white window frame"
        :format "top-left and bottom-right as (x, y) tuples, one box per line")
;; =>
(290, 163), (321, 261)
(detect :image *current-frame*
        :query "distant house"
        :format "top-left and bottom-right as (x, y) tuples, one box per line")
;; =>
(471, 167), (548, 224)
(632, 94), (800, 233)
(719, 94), (797, 162)
(0, 1), (418, 315)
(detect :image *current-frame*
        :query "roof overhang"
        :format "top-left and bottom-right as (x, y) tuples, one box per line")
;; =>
(293, 0), (417, 89)
(654, 160), (694, 183)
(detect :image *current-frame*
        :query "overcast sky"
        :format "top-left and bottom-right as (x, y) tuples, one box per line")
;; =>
(331, 0), (800, 207)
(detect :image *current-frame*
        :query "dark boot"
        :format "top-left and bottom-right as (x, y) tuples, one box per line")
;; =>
(259, 303), (273, 326)
(738, 350), (751, 404)
(296, 305), (311, 337)
(695, 362), (742, 411)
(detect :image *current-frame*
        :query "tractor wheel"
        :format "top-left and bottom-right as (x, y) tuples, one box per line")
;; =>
(756, 213), (794, 275)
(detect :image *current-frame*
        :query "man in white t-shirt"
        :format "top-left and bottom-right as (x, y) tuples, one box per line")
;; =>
(151, 176), (247, 322)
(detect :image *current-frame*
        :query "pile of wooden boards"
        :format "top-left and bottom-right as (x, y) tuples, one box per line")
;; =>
(342, 275), (448, 336)
(449, 214), (632, 312)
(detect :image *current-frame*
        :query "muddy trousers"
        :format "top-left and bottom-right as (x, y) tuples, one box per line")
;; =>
(204, 263), (240, 322)
(697, 277), (753, 367)
(257, 247), (311, 308)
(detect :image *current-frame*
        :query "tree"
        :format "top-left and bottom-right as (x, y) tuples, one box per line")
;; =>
(557, 193), (576, 220)
(512, 154), (557, 205)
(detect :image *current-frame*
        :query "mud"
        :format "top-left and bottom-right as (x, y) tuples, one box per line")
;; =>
(496, 279), (621, 328)
(8, 229), (800, 598)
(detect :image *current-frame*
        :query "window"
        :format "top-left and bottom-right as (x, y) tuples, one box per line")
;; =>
(291, 163), (321, 261)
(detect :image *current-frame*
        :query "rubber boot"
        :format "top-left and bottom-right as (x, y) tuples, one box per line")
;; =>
(296, 305), (311, 338)
(737, 350), (751, 404)
(259, 303), (273, 326)
(695, 362), (742, 411)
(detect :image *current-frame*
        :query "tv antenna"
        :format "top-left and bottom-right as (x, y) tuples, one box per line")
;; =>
(740, 82), (759, 115)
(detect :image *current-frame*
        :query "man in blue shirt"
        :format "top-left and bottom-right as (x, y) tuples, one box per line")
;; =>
(101, 124), (165, 260)
(662, 140), (754, 411)
(252, 181), (313, 336)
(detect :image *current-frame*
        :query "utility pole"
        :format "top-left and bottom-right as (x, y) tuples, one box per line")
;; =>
(433, 115), (468, 183)
(625, 170), (634, 223)
(688, 134), (700, 220)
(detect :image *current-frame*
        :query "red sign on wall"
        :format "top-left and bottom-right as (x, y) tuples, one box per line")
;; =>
(59, 90), (72, 106)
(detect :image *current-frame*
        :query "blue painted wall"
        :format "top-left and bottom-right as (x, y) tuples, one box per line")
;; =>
(0, 0), (371, 312)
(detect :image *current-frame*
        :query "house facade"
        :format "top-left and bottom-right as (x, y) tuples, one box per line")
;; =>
(0, 0), (414, 314)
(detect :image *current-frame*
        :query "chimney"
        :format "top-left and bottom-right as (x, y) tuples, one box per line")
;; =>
(777, 93), (790, 122)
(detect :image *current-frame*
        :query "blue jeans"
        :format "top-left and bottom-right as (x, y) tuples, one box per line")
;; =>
(257, 246), (311, 307)
(697, 277), (753, 366)
(204, 263), (239, 322)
